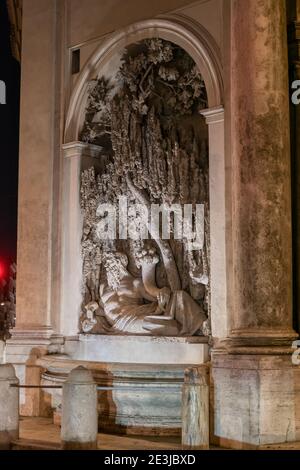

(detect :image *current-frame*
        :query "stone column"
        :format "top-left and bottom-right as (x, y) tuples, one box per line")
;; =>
(201, 107), (228, 343)
(11, 0), (59, 336)
(60, 142), (101, 341)
(182, 366), (209, 450)
(229, 0), (295, 347)
(211, 0), (300, 448)
(0, 364), (19, 449)
(61, 366), (98, 450)
(5, 0), (65, 416)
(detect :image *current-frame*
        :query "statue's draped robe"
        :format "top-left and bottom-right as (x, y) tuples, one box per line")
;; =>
(100, 279), (206, 336)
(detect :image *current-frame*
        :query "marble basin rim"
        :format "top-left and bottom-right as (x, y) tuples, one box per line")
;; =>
(63, 333), (209, 365)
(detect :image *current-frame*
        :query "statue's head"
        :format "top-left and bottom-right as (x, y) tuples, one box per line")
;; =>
(104, 251), (128, 269)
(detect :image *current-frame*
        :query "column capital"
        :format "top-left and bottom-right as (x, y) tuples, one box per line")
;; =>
(62, 141), (102, 159)
(200, 105), (224, 124)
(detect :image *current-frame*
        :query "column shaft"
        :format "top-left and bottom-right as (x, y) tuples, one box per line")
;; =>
(16, 0), (60, 332)
(230, 0), (295, 344)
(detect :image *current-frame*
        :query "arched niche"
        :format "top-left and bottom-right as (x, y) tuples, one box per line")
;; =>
(64, 15), (223, 143)
(61, 15), (227, 343)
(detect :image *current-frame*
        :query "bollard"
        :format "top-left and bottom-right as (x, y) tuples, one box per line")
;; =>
(61, 366), (98, 450)
(181, 365), (209, 450)
(0, 363), (19, 449)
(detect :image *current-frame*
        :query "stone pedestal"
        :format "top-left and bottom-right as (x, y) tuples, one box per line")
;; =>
(0, 364), (19, 449)
(5, 329), (62, 416)
(211, 354), (300, 448)
(182, 365), (209, 449)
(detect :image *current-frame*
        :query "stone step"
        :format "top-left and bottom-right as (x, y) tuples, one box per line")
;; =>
(11, 439), (61, 451)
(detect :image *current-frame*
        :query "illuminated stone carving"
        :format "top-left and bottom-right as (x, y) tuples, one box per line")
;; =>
(80, 39), (210, 336)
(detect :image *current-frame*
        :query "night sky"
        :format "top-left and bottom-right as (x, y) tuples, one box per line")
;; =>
(0, 1), (20, 277)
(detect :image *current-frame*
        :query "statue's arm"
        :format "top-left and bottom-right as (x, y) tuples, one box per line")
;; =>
(140, 263), (160, 299)
(140, 264), (171, 314)
(134, 279), (156, 302)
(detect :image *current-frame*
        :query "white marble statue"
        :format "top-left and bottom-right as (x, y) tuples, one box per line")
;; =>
(81, 249), (207, 336)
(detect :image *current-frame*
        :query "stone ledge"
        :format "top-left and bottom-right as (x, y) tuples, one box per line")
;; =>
(64, 334), (209, 364)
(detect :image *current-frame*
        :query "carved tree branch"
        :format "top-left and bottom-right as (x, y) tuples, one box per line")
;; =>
(139, 63), (153, 98)
(126, 175), (181, 291)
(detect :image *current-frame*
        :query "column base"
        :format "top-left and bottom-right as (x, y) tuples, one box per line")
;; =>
(226, 328), (298, 351)
(0, 429), (18, 450)
(211, 352), (300, 448)
(5, 327), (63, 416)
(5, 327), (65, 362)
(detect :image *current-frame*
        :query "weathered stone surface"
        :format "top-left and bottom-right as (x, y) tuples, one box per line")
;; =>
(68, 334), (209, 364)
(287, 4), (300, 330)
(230, 0), (293, 337)
(213, 0), (300, 433)
(182, 365), (209, 449)
(61, 366), (98, 449)
(211, 354), (300, 448)
(0, 364), (19, 449)
(16, 0), (61, 331)
(39, 354), (209, 436)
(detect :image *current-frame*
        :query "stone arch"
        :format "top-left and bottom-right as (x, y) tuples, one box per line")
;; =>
(64, 14), (223, 143)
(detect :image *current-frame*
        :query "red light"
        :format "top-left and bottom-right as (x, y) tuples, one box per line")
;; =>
(0, 263), (5, 279)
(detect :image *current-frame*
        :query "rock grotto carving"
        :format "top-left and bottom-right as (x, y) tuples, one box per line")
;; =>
(79, 38), (210, 336)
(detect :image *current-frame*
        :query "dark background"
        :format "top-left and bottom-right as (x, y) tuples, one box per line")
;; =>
(0, 1), (20, 278)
